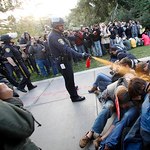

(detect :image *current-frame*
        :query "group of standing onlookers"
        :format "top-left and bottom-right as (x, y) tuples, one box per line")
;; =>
(18, 32), (59, 78)
(63, 20), (150, 64)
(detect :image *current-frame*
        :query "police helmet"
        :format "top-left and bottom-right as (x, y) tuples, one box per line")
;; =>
(0, 34), (12, 43)
(50, 17), (65, 28)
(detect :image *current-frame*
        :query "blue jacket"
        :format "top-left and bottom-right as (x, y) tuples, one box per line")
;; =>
(123, 94), (150, 150)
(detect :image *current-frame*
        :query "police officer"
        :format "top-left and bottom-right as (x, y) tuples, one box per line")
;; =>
(48, 17), (90, 102)
(1, 34), (37, 92)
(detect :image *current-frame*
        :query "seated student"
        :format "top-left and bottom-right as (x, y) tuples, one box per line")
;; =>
(88, 57), (135, 93)
(94, 85), (136, 150)
(110, 46), (137, 62)
(123, 94), (150, 150)
(102, 77), (148, 150)
(135, 61), (150, 83)
(79, 73), (135, 149)
(129, 38), (137, 48)
(123, 78), (150, 150)
(109, 46), (124, 62)
(123, 38), (132, 50)
(0, 83), (41, 150)
(141, 32), (150, 46)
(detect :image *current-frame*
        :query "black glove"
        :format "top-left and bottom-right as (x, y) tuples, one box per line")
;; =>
(82, 53), (92, 60)
(14, 65), (20, 72)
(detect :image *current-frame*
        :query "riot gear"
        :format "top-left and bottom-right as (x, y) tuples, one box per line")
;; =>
(0, 34), (12, 44)
(50, 17), (65, 28)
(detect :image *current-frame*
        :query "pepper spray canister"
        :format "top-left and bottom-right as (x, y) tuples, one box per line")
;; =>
(86, 56), (91, 68)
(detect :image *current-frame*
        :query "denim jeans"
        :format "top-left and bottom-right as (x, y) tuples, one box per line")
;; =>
(72, 47), (79, 63)
(110, 58), (118, 62)
(77, 44), (85, 53)
(35, 59), (50, 77)
(48, 56), (58, 75)
(105, 106), (140, 149)
(93, 40), (103, 57)
(132, 33), (138, 38)
(93, 72), (111, 92)
(110, 39), (116, 46)
(92, 100), (115, 134)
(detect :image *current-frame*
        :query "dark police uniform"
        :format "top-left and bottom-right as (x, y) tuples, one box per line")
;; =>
(0, 55), (19, 87)
(3, 44), (36, 91)
(48, 29), (84, 101)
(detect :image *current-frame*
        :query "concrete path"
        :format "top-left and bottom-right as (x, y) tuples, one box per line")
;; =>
(16, 57), (150, 150)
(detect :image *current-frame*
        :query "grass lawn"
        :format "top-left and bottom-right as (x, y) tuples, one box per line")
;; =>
(29, 45), (150, 82)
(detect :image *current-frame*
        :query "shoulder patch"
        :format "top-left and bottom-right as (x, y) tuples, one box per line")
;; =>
(58, 39), (65, 45)
(5, 48), (10, 53)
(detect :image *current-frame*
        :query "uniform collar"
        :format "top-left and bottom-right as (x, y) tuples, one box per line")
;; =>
(53, 29), (63, 36)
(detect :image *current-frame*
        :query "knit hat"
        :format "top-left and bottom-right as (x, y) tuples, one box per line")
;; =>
(115, 86), (130, 104)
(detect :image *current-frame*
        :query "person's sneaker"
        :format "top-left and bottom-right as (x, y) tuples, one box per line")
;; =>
(88, 87), (98, 93)
(17, 87), (27, 93)
(94, 90), (101, 95)
(79, 131), (93, 148)
(93, 135), (103, 150)
(71, 96), (85, 102)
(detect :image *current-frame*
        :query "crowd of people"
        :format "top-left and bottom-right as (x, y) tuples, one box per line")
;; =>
(79, 47), (150, 149)
(0, 19), (150, 83)
(0, 18), (150, 149)
(61, 20), (150, 60)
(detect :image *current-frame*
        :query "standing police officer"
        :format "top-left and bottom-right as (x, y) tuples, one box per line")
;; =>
(1, 34), (37, 93)
(48, 17), (90, 102)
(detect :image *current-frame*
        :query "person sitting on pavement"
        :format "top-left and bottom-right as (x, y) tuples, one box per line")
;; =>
(96, 85), (136, 150)
(79, 73), (135, 149)
(110, 45), (137, 62)
(88, 57), (135, 94)
(102, 77), (147, 150)
(122, 77), (150, 150)
(135, 61), (150, 81)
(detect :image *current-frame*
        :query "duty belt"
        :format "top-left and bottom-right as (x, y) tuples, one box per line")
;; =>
(17, 59), (24, 63)
(55, 56), (67, 62)
(2, 60), (9, 64)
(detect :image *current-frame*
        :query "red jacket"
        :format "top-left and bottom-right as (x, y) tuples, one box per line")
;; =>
(75, 31), (83, 46)
(141, 34), (150, 45)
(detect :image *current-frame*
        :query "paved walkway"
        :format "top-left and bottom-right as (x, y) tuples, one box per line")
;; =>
(16, 57), (150, 150)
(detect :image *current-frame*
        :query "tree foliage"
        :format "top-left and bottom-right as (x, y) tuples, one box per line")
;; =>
(66, 0), (150, 28)
(0, 0), (21, 12)
(0, 15), (49, 42)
